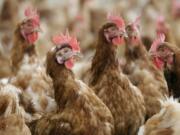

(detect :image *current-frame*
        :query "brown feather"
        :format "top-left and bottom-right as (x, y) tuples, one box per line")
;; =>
(89, 23), (146, 135)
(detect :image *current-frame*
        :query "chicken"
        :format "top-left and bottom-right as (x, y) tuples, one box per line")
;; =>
(0, 84), (31, 135)
(138, 97), (180, 135)
(87, 14), (145, 135)
(149, 40), (180, 99)
(10, 7), (41, 74)
(124, 17), (169, 119)
(10, 7), (56, 115)
(32, 32), (114, 135)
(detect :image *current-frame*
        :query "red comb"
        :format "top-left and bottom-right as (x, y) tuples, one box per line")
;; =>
(107, 13), (125, 29)
(149, 33), (165, 53)
(24, 7), (39, 25)
(52, 30), (80, 52)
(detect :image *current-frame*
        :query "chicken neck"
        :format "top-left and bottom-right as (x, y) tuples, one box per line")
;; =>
(46, 51), (76, 109)
(90, 37), (119, 85)
(125, 39), (148, 62)
(11, 25), (36, 74)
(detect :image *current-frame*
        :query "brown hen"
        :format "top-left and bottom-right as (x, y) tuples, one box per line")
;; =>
(88, 15), (146, 135)
(32, 33), (114, 135)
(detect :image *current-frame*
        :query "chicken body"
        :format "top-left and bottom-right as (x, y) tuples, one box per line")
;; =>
(124, 24), (168, 119)
(33, 47), (114, 135)
(88, 23), (145, 135)
(10, 20), (56, 115)
(0, 84), (31, 135)
(11, 55), (56, 114)
(138, 97), (180, 135)
(0, 114), (31, 135)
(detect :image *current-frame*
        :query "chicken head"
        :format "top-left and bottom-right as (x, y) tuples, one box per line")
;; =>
(104, 13), (127, 45)
(149, 34), (174, 70)
(20, 7), (41, 44)
(156, 43), (175, 70)
(126, 16), (141, 47)
(52, 31), (81, 69)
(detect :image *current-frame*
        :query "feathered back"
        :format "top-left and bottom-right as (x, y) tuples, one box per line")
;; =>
(138, 97), (180, 135)
(0, 84), (22, 117)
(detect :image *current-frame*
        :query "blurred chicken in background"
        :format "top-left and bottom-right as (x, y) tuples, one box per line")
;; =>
(138, 97), (180, 135)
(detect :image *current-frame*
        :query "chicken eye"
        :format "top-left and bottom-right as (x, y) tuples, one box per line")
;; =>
(110, 27), (116, 31)
(64, 49), (69, 53)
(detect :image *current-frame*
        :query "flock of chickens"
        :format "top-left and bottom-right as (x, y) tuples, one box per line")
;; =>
(0, 0), (180, 135)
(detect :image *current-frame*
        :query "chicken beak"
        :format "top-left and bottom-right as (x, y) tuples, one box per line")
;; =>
(73, 52), (83, 60)
(34, 26), (43, 32)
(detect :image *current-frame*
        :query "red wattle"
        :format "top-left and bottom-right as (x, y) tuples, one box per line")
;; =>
(27, 32), (38, 44)
(112, 37), (124, 46)
(65, 58), (74, 69)
(131, 37), (139, 45)
(153, 57), (164, 70)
